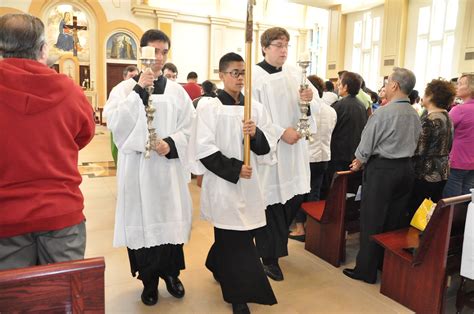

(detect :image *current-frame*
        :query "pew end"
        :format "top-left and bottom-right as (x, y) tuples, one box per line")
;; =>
(0, 257), (105, 313)
(303, 170), (362, 267)
(372, 194), (470, 314)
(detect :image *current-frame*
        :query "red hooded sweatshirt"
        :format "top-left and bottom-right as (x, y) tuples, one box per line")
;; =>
(0, 58), (95, 238)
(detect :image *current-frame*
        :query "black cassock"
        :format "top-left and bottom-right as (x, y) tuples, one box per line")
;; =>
(200, 90), (277, 305)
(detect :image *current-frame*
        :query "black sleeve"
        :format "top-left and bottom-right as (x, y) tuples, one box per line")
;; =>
(200, 152), (242, 184)
(133, 84), (149, 106)
(250, 127), (270, 155)
(162, 137), (178, 159)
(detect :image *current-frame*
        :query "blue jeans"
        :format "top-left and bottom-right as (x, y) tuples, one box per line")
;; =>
(443, 168), (474, 198)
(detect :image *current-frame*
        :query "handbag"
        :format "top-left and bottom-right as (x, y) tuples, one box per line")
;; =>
(410, 198), (436, 231)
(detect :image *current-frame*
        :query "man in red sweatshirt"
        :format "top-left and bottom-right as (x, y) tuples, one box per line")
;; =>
(0, 14), (95, 270)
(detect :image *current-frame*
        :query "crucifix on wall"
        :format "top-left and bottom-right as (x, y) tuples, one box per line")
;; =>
(64, 16), (87, 56)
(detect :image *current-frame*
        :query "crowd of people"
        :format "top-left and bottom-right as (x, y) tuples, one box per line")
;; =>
(1, 13), (474, 314)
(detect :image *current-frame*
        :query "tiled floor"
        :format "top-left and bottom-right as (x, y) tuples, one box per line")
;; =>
(80, 126), (417, 313)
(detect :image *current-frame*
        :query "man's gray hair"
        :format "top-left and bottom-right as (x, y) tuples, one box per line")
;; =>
(391, 67), (416, 95)
(0, 14), (45, 60)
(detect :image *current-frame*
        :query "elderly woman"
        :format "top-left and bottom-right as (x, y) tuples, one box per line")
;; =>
(405, 79), (456, 224)
(443, 74), (474, 197)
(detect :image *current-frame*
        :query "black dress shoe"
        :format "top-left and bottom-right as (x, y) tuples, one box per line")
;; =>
(263, 263), (284, 281)
(288, 234), (306, 242)
(161, 275), (185, 298)
(232, 303), (250, 314)
(342, 268), (376, 284)
(141, 282), (158, 306)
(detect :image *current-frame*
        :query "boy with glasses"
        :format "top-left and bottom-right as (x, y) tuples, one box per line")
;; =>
(252, 27), (321, 281)
(188, 52), (277, 314)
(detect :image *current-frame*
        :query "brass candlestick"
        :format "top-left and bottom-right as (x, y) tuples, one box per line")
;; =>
(296, 60), (313, 142)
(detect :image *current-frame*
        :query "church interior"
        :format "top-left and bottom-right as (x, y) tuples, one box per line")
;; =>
(1, 0), (474, 313)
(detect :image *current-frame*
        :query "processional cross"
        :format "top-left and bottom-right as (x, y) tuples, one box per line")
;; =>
(64, 16), (87, 56)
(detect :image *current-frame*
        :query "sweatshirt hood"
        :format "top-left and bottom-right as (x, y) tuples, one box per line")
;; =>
(0, 58), (76, 115)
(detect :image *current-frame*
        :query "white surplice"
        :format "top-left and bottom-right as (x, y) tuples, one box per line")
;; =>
(187, 97), (276, 231)
(104, 78), (195, 249)
(252, 64), (321, 206)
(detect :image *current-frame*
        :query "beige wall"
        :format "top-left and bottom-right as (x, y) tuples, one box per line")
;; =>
(1, 0), (327, 102)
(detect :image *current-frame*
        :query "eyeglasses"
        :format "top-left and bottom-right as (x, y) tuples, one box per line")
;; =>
(269, 43), (290, 50)
(223, 70), (245, 78)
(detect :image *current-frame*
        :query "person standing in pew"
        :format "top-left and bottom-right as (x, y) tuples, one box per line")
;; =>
(0, 14), (95, 270)
(326, 71), (367, 186)
(344, 67), (422, 284)
(443, 73), (474, 198)
(104, 29), (195, 306)
(403, 79), (456, 225)
(252, 27), (321, 281)
(188, 52), (277, 314)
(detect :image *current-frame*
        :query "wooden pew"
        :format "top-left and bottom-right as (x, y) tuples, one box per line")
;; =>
(0, 257), (105, 313)
(302, 170), (362, 267)
(372, 194), (471, 314)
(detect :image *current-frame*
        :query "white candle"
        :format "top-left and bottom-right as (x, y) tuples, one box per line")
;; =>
(299, 51), (310, 62)
(141, 46), (155, 59)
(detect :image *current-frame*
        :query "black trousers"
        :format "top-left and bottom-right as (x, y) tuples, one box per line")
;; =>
(254, 194), (305, 260)
(402, 178), (446, 227)
(354, 157), (415, 282)
(206, 227), (277, 305)
(127, 244), (185, 284)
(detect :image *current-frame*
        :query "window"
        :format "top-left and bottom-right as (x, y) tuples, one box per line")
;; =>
(414, 0), (459, 90)
(351, 12), (381, 90)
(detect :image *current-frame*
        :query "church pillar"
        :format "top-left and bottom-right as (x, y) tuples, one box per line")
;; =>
(380, 0), (408, 76)
(326, 5), (346, 79)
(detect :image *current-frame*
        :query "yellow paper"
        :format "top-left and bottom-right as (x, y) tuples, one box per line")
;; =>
(410, 198), (436, 231)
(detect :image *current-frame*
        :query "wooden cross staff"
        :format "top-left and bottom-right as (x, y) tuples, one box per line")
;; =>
(244, 0), (256, 166)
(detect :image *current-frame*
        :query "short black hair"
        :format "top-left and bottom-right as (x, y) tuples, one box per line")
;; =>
(337, 70), (347, 79)
(163, 62), (178, 74)
(201, 80), (216, 95)
(122, 65), (138, 78)
(325, 81), (335, 92)
(140, 29), (170, 48)
(219, 52), (244, 72)
(368, 90), (379, 103)
(187, 71), (198, 80)
(355, 73), (366, 89)
(408, 89), (419, 104)
(307, 75), (324, 98)
(341, 72), (361, 96)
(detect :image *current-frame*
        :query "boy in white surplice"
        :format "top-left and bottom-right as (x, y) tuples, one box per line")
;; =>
(188, 53), (277, 314)
(104, 29), (195, 307)
(252, 27), (321, 281)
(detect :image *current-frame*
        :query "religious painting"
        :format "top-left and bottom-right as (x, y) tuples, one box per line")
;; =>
(46, 4), (90, 62)
(59, 55), (80, 84)
(106, 32), (137, 60)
